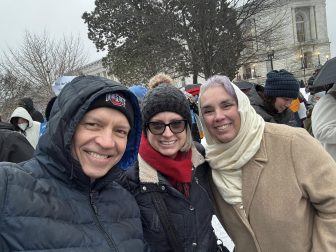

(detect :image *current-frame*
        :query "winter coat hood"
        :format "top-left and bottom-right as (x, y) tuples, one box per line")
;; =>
(10, 107), (34, 127)
(35, 75), (142, 187)
(248, 85), (272, 112)
(0, 122), (15, 131)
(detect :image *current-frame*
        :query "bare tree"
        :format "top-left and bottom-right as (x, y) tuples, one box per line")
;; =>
(0, 30), (88, 119)
(229, 0), (289, 64)
(0, 70), (31, 120)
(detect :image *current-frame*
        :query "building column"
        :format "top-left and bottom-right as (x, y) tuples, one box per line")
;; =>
(310, 6), (317, 41)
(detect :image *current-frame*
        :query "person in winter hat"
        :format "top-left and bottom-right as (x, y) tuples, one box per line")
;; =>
(0, 121), (34, 162)
(247, 69), (300, 126)
(0, 75), (149, 251)
(10, 107), (41, 149)
(18, 97), (44, 123)
(149, 72), (204, 142)
(198, 74), (336, 252)
(126, 81), (222, 252)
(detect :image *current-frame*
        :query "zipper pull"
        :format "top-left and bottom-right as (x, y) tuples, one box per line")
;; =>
(90, 191), (98, 215)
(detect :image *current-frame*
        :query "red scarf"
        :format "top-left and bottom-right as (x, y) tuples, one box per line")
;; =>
(139, 133), (192, 197)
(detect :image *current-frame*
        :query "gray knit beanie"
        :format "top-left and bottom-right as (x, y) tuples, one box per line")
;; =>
(141, 84), (192, 131)
(265, 69), (299, 98)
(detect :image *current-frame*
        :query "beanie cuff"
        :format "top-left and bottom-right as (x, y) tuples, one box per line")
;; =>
(141, 85), (192, 130)
(89, 92), (134, 126)
(264, 90), (299, 99)
(265, 70), (300, 99)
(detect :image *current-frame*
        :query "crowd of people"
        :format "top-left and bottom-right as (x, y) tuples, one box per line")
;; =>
(0, 58), (335, 251)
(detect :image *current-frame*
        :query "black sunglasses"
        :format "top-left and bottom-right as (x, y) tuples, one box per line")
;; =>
(146, 120), (187, 135)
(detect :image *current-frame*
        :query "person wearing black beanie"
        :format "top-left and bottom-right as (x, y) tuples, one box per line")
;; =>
(247, 69), (300, 126)
(0, 75), (149, 251)
(127, 82), (222, 251)
(141, 84), (192, 134)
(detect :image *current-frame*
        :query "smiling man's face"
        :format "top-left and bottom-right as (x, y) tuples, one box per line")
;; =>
(72, 107), (130, 179)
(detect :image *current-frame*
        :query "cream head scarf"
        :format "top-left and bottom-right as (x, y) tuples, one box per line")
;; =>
(199, 76), (265, 204)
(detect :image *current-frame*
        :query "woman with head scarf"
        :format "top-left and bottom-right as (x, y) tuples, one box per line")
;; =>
(198, 75), (336, 252)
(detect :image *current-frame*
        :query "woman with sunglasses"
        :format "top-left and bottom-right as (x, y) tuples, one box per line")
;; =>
(127, 83), (223, 252)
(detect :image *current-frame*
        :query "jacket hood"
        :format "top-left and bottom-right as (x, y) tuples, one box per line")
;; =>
(248, 85), (278, 114)
(35, 75), (142, 185)
(10, 107), (34, 127)
(248, 85), (265, 107)
(0, 122), (15, 131)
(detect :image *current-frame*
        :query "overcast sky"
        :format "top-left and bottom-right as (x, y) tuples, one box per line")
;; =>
(0, 0), (335, 63)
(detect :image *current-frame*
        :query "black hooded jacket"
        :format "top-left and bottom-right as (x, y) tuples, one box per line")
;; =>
(19, 97), (45, 123)
(0, 76), (148, 251)
(0, 122), (34, 162)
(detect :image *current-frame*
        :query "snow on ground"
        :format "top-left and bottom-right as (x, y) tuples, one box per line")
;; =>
(202, 138), (234, 251)
(212, 216), (234, 251)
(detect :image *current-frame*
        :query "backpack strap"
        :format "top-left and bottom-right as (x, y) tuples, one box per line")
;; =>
(151, 192), (184, 252)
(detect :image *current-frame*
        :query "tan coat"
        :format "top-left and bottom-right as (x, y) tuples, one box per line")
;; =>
(212, 123), (336, 252)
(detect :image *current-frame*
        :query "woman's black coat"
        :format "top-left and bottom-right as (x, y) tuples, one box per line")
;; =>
(127, 145), (218, 252)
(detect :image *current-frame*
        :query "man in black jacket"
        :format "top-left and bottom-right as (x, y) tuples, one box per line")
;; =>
(0, 76), (149, 251)
(18, 97), (44, 123)
(0, 121), (34, 162)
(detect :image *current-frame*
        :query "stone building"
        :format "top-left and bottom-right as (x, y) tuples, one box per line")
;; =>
(73, 59), (118, 81)
(237, 0), (330, 85)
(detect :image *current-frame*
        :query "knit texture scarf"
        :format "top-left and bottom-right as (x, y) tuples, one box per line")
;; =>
(139, 134), (192, 197)
(199, 83), (265, 204)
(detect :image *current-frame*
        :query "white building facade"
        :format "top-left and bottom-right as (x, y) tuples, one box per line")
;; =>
(237, 0), (330, 85)
(74, 59), (118, 81)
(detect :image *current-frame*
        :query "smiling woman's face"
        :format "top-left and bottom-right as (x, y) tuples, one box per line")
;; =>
(200, 85), (241, 143)
(146, 112), (187, 159)
(274, 97), (293, 113)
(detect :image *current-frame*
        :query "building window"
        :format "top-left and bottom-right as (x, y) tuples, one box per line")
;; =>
(300, 50), (312, 69)
(304, 51), (312, 68)
(296, 13), (305, 42)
